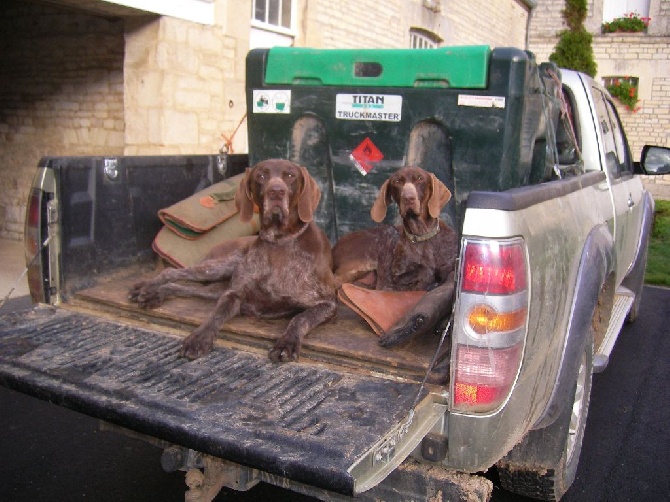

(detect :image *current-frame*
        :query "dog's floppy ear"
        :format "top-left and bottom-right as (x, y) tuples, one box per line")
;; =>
(297, 165), (321, 223)
(370, 178), (392, 223)
(427, 173), (452, 219)
(235, 167), (255, 222)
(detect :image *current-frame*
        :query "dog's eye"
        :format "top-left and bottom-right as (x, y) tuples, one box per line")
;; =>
(416, 175), (424, 182)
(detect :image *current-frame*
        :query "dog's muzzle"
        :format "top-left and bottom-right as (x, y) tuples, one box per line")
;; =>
(262, 179), (291, 224)
(400, 183), (421, 217)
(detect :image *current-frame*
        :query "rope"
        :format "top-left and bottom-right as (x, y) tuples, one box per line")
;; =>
(220, 113), (247, 155)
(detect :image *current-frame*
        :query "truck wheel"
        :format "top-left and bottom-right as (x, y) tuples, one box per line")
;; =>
(497, 333), (593, 501)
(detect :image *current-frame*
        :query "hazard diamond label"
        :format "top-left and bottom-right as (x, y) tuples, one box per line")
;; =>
(350, 138), (384, 175)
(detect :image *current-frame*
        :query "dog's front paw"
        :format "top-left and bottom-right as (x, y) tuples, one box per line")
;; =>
(179, 328), (215, 360)
(128, 282), (164, 309)
(127, 282), (146, 303)
(269, 335), (300, 363)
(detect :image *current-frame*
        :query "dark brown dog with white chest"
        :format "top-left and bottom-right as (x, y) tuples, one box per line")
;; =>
(333, 166), (458, 346)
(129, 159), (338, 362)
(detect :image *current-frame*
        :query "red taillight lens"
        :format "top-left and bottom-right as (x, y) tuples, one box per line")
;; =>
(462, 241), (527, 294)
(453, 344), (522, 411)
(24, 187), (46, 304)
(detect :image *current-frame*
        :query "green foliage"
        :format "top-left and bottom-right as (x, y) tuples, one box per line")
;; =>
(602, 12), (650, 33)
(645, 200), (670, 286)
(562, 0), (588, 30)
(549, 29), (597, 77)
(606, 78), (640, 112)
(550, 0), (597, 77)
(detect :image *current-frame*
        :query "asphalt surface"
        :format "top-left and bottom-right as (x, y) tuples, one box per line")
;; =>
(0, 285), (668, 501)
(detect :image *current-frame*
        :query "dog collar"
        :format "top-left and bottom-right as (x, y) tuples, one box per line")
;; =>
(405, 220), (440, 244)
(260, 221), (309, 244)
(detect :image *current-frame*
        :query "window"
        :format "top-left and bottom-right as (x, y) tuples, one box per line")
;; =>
(250, 0), (294, 48)
(592, 87), (633, 177)
(602, 76), (638, 89)
(253, 0), (292, 30)
(409, 28), (442, 49)
(602, 0), (650, 23)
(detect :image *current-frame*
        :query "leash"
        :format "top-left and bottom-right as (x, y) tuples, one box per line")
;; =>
(217, 113), (248, 175)
(396, 317), (453, 436)
(220, 112), (248, 155)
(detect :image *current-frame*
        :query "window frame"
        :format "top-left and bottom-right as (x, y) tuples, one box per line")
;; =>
(602, 0), (650, 23)
(252, 0), (295, 36)
(592, 86), (634, 178)
(409, 27), (442, 49)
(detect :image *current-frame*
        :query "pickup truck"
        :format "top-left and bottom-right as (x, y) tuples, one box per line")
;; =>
(1, 46), (664, 501)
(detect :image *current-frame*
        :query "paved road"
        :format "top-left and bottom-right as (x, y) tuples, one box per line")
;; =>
(1, 286), (668, 501)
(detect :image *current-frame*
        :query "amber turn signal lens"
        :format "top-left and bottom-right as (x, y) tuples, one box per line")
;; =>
(467, 305), (527, 335)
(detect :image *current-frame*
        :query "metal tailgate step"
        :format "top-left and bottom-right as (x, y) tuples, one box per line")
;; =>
(0, 306), (428, 496)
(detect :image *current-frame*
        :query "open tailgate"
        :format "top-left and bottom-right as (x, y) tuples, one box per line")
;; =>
(0, 306), (445, 496)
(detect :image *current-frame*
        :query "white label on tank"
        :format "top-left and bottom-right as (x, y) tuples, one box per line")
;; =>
(458, 95), (506, 108)
(252, 90), (291, 114)
(336, 94), (402, 122)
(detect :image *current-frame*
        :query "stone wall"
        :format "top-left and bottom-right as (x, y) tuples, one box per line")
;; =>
(0, 0), (548, 242)
(528, 0), (670, 162)
(123, 13), (248, 156)
(302, 0), (529, 49)
(0, 1), (125, 240)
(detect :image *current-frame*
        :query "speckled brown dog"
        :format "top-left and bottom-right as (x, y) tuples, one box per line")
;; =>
(129, 159), (338, 362)
(333, 166), (458, 291)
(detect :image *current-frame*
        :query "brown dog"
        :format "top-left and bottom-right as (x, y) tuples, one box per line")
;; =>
(129, 159), (338, 362)
(333, 166), (458, 347)
(333, 166), (458, 290)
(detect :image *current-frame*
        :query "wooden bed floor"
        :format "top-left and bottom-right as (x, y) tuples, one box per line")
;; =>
(72, 273), (446, 381)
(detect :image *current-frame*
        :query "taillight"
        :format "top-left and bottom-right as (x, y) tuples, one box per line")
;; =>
(451, 238), (528, 413)
(462, 240), (527, 294)
(24, 187), (47, 304)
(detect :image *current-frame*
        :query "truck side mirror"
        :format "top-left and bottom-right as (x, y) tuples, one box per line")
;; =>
(639, 145), (670, 175)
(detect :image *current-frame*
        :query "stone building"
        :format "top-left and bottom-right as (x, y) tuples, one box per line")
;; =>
(528, 0), (670, 160)
(0, 0), (535, 241)
(1, 0), (667, 241)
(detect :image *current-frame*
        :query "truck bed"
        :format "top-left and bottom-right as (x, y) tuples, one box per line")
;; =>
(71, 271), (441, 379)
(0, 271), (444, 496)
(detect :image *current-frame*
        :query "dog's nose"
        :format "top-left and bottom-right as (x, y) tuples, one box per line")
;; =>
(401, 183), (418, 203)
(267, 181), (287, 200)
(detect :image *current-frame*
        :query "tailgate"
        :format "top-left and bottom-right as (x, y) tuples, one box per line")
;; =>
(0, 306), (445, 496)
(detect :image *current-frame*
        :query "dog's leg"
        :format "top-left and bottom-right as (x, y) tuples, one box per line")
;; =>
(179, 290), (242, 359)
(379, 282), (454, 347)
(269, 300), (337, 362)
(129, 255), (241, 308)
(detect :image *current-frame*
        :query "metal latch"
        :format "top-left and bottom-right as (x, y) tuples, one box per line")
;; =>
(104, 158), (119, 181)
(47, 200), (59, 225)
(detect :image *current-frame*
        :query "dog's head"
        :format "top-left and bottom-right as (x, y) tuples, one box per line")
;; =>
(235, 159), (321, 229)
(370, 166), (451, 223)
